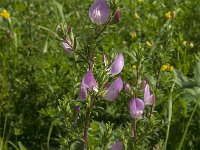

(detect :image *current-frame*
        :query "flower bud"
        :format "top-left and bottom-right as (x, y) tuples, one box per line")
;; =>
(125, 83), (131, 93)
(67, 25), (72, 34)
(62, 36), (73, 54)
(114, 10), (121, 23)
(89, 0), (110, 25)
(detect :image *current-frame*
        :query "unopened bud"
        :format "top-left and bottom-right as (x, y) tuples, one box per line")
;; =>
(141, 80), (147, 90)
(67, 25), (72, 34)
(125, 83), (131, 93)
(114, 10), (121, 23)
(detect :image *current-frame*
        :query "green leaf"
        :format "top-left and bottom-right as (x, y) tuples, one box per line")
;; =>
(173, 68), (195, 88)
(194, 61), (200, 84)
(18, 142), (27, 150)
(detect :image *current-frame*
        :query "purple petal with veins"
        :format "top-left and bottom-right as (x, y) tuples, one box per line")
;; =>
(104, 77), (123, 101)
(129, 98), (144, 119)
(109, 53), (124, 76)
(89, 0), (110, 25)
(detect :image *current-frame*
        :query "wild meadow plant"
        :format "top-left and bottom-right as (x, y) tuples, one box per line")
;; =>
(56, 0), (157, 149)
(0, 0), (200, 149)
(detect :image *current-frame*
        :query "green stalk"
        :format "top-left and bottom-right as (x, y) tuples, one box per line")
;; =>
(178, 102), (198, 150)
(47, 122), (54, 150)
(0, 115), (7, 150)
(164, 81), (175, 149)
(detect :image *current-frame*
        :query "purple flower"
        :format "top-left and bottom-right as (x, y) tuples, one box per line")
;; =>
(79, 70), (98, 100)
(125, 82), (131, 93)
(89, 0), (110, 25)
(144, 84), (155, 105)
(104, 77), (123, 101)
(62, 36), (73, 54)
(129, 98), (144, 119)
(110, 141), (123, 150)
(79, 85), (87, 100)
(109, 53), (124, 76)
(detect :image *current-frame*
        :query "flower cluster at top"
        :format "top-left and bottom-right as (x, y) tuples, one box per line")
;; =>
(59, 0), (156, 120)
(0, 9), (10, 19)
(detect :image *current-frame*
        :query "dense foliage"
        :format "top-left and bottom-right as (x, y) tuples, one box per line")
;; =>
(0, 0), (200, 149)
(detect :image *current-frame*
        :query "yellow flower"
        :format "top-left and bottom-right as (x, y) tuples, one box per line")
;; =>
(134, 12), (140, 20)
(0, 9), (10, 19)
(161, 64), (173, 71)
(183, 41), (187, 46)
(189, 42), (194, 48)
(165, 11), (175, 19)
(132, 65), (137, 69)
(137, 0), (143, 4)
(130, 32), (137, 40)
(170, 66), (173, 71)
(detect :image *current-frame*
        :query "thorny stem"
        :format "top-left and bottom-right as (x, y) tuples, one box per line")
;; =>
(132, 118), (137, 139)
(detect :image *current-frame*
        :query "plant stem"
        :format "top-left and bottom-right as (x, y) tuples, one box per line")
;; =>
(178, 102), (198, 150)
(83, 106), (92, 149)
(0, 115), (7, 150)
(132, 118), (137, 139)
(164, 81), (175, 150)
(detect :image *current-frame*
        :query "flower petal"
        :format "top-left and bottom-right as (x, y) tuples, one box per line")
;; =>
(129, 98), (144, 119)
(109, 53), (124, 76)
(145, 94), (155, 105)
(79, 85), (87, 100)
(144, 84), (150, 101)
(89, 0), (110, 25)
(82, 70), (98, 92)
(144, 84), (155, 105)
(104, 77), (123, 101)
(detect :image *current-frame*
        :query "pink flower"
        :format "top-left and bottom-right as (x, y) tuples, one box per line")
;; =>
(79, 70), (98, 100)
(89, 0), (110, 25)
(144, 84), (155, 105)
(104, 77), (123, 101)
(129, 98), (144, 119)
(109, 53), (124, 76)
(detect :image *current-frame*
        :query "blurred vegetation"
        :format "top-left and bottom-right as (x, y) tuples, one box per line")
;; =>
(0, 0), (200, 149)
